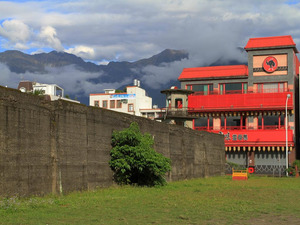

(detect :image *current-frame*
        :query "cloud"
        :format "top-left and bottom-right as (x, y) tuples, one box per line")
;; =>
(0, 63), (131, 99)
(0, 19), (31, 49)
(38, 26), (64, 51)
(1, 0), (300, 100)
(65, 45), (95, 60)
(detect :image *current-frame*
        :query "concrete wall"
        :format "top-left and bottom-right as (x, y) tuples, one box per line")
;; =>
(0, 86), (225, 197)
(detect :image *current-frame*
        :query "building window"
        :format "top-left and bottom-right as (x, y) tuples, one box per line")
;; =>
(186, 84), (213, 95)
(128, 104), (134, 112)
(110, 100), (115, 108)
(226, 115), (241, 129)
(194, 117), (208, 130)
(221, 115), (225, 129)
(117, 100), (122, 108)
(256, 82), (285, 93)
(94, 100), (99, 107)
(175, 98), (183, 108)
(102, 100), (108, 108)
(219, 83), (247, 94)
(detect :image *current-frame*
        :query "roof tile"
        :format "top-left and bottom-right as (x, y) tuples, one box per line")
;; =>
(178, 65), (248, 80)
(244, 35), (297, 52)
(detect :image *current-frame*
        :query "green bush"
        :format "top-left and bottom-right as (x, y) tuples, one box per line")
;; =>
(109, 122), (171, 186)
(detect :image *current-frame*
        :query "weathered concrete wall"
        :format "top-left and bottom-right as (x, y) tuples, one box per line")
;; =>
(0, 86), (225, 196)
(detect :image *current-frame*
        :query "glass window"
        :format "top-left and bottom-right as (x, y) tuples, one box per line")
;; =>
(194, 117), (208, 127)
(256, 83), (285, 93)
(280, 114), (285, 128)
(128, 104), (134, 112)
(225, 83), (242, 94)
(258, 114), (262, 127)
(175, 98), (183, 108)
(226, 116), (240, 128)
(94, 101), (99, 107)
(110, 100), (115, 108)
(102, 100), (108, 108)
(188, 84), (213, 95)
(263, 83), (278, 93)
(116, 100), (122, 108)
(219, 84), (224, 95)
(243, 83), (248, 94)
(221, 115), (225, 127)
(264, 115), (278, 126)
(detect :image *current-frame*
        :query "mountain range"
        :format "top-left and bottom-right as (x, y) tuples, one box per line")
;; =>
(0, 49), (246, 107)
(0, 49), (189, 106)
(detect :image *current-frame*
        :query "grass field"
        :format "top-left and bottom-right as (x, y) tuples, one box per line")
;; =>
(1, 176), (300, 225)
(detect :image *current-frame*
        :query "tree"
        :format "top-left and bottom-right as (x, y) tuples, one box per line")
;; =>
(109, 122), (171, 186)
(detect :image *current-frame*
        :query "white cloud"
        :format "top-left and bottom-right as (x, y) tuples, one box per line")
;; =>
(0, 19), (31, 45)
(0, 62), (130, 98)
(38, 26), (64, 51)
(65, 45), (95, 60)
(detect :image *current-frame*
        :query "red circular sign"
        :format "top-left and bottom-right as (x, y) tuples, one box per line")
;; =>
(263, 56), (278, 73)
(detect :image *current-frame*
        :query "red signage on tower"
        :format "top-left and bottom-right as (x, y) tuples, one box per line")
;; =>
(263, 56), (278, 73)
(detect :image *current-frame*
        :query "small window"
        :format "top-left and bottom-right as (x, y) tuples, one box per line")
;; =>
(128, 104), (134, 112)
(117, 100), (122, 108)
(94, 100), (99, 107)
(102, 100), (108, 108)
(175, 98), (183, 108)
(110, 100), (115, 108)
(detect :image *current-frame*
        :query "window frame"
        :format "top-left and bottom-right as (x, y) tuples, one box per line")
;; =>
(128, 103), (134, 112)
(110, 100), (115, 109)
(94, 100), (99, 107)
(102, 100), (108, 108)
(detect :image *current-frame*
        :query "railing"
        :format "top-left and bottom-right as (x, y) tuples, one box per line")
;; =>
(195, 125), (288, 131)
(189, 91), (293, 112)
(192, 88), (289, 96)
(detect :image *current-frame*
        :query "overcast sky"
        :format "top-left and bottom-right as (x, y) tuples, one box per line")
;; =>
(0, 0), (300, 102)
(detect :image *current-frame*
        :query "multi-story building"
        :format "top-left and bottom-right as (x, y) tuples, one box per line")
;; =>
(89, 80), (152, 116)
(18, 81), (79, 103)
(177, 35), (299, 175)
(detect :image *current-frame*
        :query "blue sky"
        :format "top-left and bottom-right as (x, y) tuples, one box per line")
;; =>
(1, 0), (300, 97)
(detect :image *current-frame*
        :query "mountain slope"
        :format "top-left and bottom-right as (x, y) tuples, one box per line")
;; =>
(0, 49), (189, 106)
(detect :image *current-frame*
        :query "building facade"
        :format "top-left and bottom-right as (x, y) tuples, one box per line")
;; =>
(89, 81), (152, 116)
(18, 81), (79, 103)
(178, 35), (299, 175)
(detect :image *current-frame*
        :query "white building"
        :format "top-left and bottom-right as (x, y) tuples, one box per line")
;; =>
(89, 80), (152, 116)
(18, 81), (79, 103)
(140, 106), (166, 121)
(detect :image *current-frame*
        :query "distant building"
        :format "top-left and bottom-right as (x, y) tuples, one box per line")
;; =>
(89, 80), (153, 117)
(140, 106), (166, 121)
(18, 81), (79, 103)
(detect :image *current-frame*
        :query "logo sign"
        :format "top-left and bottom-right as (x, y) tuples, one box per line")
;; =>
(110, 94), (136, 99)
(263, 56), (278, 73)
(219, 131), (248, 142)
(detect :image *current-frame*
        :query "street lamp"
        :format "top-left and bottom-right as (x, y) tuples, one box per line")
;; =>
(285, 94), (291, 177)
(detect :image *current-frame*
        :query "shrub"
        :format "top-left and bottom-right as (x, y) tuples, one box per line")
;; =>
(109, 122), (171, 186)
(287, 160), (300, 176)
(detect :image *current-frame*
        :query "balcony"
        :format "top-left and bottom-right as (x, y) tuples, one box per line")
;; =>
(188, 91), (293, 112)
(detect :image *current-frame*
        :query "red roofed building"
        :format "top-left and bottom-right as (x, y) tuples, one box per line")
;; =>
(175, 35), (300, 175)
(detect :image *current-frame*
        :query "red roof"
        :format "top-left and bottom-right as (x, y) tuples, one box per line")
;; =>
(178, 65), (248, 80)
(245, 35), (298, 52)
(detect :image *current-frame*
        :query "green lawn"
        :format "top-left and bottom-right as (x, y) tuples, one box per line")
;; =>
(1, 176), (300, 225)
